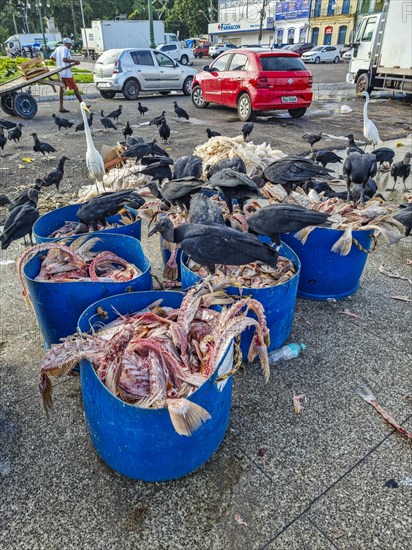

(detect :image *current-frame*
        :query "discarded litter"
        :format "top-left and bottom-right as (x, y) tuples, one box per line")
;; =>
(292, 393), (306, 415)
(268, 343), (306, 365)
(234, 514), (248, 526)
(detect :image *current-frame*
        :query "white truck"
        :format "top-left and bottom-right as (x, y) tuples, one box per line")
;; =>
(5, 33), (62, 54)
(346, 0), (412, 95)
(81, 28), (97, 59)
(155, 43), (194, 65)
(89, 20), (178, 56)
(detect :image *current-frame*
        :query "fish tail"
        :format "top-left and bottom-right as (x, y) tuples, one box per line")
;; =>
(331, 226), (353, 256)
(39, 373), (53, 416)
(294, 226), (315, 244)
(166, 398), (211, 436)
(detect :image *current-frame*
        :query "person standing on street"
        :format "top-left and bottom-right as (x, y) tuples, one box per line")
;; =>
(50, 37), (83, 113)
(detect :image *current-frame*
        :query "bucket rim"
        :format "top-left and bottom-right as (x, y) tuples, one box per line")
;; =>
(33, 203), (141, 241)
(77, 290), (233, 412)
(282, 226), (376, 238)
(23, 233), (151, 285)
(180, 240), (301, 290)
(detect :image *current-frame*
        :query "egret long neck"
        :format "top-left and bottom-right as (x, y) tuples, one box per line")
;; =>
(81, 108), (96, 152)
(363, 97), (369, 123)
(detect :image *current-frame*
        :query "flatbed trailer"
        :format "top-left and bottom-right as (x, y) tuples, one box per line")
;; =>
(0, 61), (76, 119)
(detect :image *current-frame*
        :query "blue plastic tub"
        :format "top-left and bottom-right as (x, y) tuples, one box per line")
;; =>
(281, 228), (374, 300)
(180, 242), (300, 357)
(77, 291), (234, 482)
(33, 204), (141, 243)
(24, 234), (151, 347)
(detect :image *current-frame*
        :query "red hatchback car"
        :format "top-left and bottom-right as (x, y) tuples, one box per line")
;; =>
(191, 48), (313, 121)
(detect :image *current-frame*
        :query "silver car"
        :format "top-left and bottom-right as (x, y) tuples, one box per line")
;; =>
(94, 48), (197, 100)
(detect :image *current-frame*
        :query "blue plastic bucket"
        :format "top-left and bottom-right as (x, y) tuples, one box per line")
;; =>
(77, 291), (233, 482)
(180, 242), (300, 357)
(24, 234), (151, 347)
(281, 228), (374, 300)
(33, 204), (141, 243)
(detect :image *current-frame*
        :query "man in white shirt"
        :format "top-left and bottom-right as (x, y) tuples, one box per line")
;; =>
(50, 37), (83, 113)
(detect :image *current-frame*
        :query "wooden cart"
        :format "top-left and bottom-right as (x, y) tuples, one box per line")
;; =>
(0, 58), (77, 119)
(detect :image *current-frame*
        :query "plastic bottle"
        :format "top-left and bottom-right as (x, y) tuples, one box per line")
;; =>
(268, 343), (306, 365)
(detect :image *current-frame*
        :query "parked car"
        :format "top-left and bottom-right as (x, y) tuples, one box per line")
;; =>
(209, 43), (238, 59)
(94, 48), (196, 100)
(194, 44), (210, 58)
(281, 45), (294, 50)
(339, 44), (352, 57)
(285, 42), (315, 56)
(156, 43), (194, 65)
(301, 45), (340, 64)
(191, 48), (313, 121)
(343, 49), (353, 60)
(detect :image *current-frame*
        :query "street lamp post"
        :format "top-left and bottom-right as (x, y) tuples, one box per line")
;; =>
(148, 0), (156, 49)
(198, 9), (211, 23)
(79, 0), (89, 57)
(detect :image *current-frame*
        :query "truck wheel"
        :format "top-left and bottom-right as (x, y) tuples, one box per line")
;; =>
(288, 108), (307, 119)
(123, 79), (140, 100)
(99, 91), (116, 99)
(191, 85), (209, 108)
(355, 73), (373, 95)
(180, 55), (189, 65)
(183, 76), (194, 96)
(13, 92), (38, 119)
(314, 57), (320, 64)
(1, 93), (16, 116)
(237, 93), (254, 122)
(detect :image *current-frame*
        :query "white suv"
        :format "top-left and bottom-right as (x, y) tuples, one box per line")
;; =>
(301, 45), (340, 64)
(94, 48), (196, 100)
(209, 43), (238, 59)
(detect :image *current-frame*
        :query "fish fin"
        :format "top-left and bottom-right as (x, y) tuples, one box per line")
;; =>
(294, 226), (315, 244)
(166, 398), (211, 436)
(331, 226), (353, 256)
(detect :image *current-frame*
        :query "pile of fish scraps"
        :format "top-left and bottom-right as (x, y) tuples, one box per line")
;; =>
(38, 281), (270, 436)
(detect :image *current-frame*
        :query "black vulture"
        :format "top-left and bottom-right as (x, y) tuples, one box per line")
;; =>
(342, 152), (377, 204)
(389, 153), (412, 191)
(52, 114), (73, 131)
(209, 168), (262, 213)
(173, 101), (189, 120)
(31, 133), (56, 155)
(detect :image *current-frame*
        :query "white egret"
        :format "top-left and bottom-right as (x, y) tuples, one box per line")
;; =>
(359, 91), (381, 149)
(79, 102), (105, 191)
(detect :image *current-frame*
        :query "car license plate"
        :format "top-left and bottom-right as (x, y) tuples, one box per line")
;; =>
(98, 82), (110, 88)
(281, 96), (297, 103)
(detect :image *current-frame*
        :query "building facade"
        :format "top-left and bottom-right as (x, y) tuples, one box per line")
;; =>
(309, 0), (358, 46)
(208, 0), (311, 47)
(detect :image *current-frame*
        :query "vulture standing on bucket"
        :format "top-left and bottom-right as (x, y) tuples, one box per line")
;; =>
(343, 152), (377, 204)
(148, 218), (279, 274)
(359, 91), (381, 148)
(389, 153), (412, 191)
(76, 190), (145, 232)
(80, 103), (105, 189)
(248, 204), (330, 246)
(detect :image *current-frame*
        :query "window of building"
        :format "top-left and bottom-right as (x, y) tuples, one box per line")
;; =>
(327, 0), (336, 16)
(313, 0), (321, 17)
(311, 27), (319, 45)
(342, 0), (350, 14)
(338, 25), (347, 44)
(287, 28), (295, 44)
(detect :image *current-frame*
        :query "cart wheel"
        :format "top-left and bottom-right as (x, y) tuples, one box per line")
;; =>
(13, 93), (38, 119)
(1, 93), (16, 116)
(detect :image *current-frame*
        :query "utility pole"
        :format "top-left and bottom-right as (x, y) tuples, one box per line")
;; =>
(148, 0), (156, 49)
(36, 1), (48, 58)
(70, 0), (78, 39)
(258, 0), (269, 45)
(79, 0), (89, 57)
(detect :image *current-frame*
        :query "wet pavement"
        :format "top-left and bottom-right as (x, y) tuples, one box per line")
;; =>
(0, 60), (412, 549)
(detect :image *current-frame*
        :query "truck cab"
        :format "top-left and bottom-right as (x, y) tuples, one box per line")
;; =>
(156, 43), (193, 65)
(346, 13), (382, 92)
